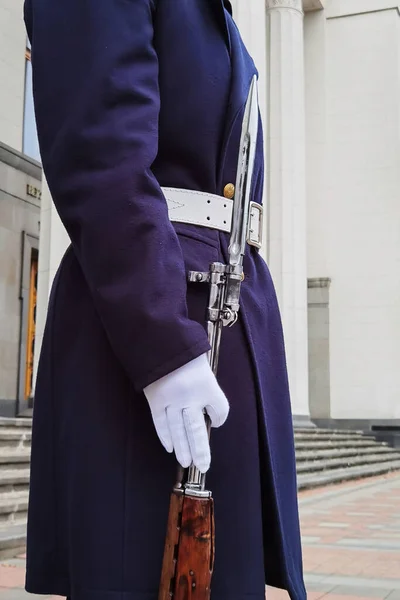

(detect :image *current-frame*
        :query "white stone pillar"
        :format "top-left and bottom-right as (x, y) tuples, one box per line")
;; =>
(230, 1), (268, 168)
(32, 180), (69, 394)
(265, 0), (310, 422)
(232, 1), (269, 264)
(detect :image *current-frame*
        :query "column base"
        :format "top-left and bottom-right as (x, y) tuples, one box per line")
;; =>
(292, 414), (316, 428)
(0, 399), (18, 419)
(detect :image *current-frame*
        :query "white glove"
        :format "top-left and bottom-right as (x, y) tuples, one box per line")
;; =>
(143, 353), (229, 473)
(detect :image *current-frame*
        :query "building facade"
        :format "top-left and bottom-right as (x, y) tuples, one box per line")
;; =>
(1, 0), (400, 434)
(0, 0), (41, 417)
(304, 0), (400, 431)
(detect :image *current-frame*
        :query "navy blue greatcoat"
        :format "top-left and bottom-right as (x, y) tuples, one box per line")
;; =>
(24, 1), (306, 598)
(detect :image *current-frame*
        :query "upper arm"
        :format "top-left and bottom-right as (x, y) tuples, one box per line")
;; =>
(29, 0), (160, 185)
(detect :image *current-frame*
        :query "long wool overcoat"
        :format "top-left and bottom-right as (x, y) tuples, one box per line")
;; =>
(24, 1), (306, 599)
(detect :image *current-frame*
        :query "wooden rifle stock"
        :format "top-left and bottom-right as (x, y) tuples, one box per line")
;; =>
(158, 490), (215, 600)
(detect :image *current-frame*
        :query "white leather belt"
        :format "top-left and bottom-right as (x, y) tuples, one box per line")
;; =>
(161, 187), (263, 249)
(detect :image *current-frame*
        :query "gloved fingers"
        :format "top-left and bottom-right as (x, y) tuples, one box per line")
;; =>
(151, 408), (173, 453)
(166, 406), (192, 469)
(205, 393), (230, 428)
(183, 407), (211, 473)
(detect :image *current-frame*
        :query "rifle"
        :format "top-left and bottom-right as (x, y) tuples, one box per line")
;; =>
(158, 75), (260, 600)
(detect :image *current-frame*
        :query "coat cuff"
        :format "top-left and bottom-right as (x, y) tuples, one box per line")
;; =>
(134, 338), (211, 392)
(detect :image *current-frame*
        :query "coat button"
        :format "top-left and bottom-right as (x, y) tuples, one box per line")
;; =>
(223, 183), (235, 199)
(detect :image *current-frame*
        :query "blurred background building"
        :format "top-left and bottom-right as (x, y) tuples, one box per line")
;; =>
(1, 0), (399, 437)
(0, 0), (41, 417)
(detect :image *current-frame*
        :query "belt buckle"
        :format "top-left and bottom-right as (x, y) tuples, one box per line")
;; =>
(247, 202), (263, 249)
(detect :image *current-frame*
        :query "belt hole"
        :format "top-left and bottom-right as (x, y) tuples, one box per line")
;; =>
(207, 216), (210, 221)
(224, 204), (227, 208)
(224, 221), (227, 224)
(207, 200), (211, 204)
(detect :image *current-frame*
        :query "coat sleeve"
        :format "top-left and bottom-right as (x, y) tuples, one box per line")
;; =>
(24, 0), (211, 391)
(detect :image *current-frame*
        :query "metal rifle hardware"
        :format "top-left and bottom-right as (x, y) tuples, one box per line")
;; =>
(158, 75), (259, 600)
(183, 74), (259, 495)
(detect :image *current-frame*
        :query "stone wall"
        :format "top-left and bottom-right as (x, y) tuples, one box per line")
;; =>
(0, 0), (26, 151)
(0, 142), (41, 417)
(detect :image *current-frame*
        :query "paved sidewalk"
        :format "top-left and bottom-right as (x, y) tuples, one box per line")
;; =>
(268, 472), (400, 599)
(0, 555), (60, 599)
(1, 473), (400, 599)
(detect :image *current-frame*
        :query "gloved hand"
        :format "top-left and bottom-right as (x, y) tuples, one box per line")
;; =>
(143, 353), (229, 473)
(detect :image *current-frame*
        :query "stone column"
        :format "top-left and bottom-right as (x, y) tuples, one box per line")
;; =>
(32, 180), (69, 394)
(232, 1), (269, 262)
(265, 0), (310, 423)
(230, 1), (268, 171)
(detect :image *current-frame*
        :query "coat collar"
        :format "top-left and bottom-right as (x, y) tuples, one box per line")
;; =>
(210, 0), (232, 55)
(224, 1), (233, 15)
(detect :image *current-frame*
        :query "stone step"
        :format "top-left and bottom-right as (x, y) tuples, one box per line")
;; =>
(0, 469), (30, 491)
(0, 429), (32, 450)
(294, 432), (376, 443)
(296, 445), (399, 461)
(0, 463), (30, 481)
(295, 438), (388, 451)
(297, 459), (400, 490)
(295, 427), (365, 436)
(0, 450), (31, 465)
(0, 493), (29, 525)
(0, 429), (32, 438)
(0, 418), (32, 430)
(297, 452), (400, 474)
(0, 523), (26, 560)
